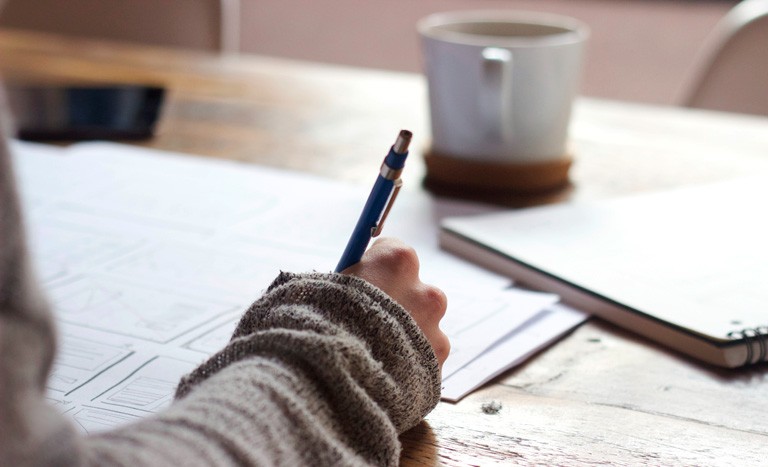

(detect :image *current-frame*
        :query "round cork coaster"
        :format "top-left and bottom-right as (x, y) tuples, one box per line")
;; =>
(423, 148), (573, 206)
(424, 149), (572, 193)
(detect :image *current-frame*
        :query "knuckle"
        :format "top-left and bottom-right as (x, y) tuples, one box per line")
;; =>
(422, 285), (448, 317)
(434, 334), (451, 362)
(380, 243), (419, 274)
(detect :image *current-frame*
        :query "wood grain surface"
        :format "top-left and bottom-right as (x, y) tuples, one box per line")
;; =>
(2, 29), (767, 466)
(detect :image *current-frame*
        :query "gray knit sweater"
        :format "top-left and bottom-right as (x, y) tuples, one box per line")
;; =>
(0, 107), (441, 466)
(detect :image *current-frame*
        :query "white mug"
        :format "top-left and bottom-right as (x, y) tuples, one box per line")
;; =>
(418, 11), (589, 163)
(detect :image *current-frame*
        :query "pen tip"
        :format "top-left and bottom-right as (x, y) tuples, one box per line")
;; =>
(393, 130), (412, 154)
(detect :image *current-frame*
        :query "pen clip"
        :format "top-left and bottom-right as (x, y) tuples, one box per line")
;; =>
(371, 178), (403, 237)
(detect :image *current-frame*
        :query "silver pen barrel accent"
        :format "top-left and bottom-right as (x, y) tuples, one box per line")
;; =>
(393, 129), (412, 154)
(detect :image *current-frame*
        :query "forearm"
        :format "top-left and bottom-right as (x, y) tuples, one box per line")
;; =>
(85, 272), (440, 466)
(88, 356), (392, 466)
(1, 91), (440, 463)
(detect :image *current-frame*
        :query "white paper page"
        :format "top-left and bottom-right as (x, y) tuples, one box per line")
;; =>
(440, 289), (558, 379)
(11, 140), (579, 428)
(441, 303), (588, 402)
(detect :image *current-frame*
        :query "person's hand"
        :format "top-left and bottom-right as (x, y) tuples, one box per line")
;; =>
(342, 237), (450, 368)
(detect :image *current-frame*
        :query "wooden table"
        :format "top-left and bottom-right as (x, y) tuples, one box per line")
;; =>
(2, 29), (767, 465)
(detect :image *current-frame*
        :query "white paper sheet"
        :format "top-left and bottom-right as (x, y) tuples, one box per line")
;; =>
(441, 303), (588, 401)
(440, 288), (558, 380)
(12, 140), (586, 427)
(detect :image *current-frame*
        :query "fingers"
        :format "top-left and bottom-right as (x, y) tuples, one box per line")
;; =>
(342, 237), (451, 366)
(429, 329), (451, 366)
(344, 237), (419, 281)
(411, 283), (450, 365)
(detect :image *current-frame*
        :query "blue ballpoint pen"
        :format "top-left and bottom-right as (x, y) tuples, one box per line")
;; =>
(335, 130), (412, 272)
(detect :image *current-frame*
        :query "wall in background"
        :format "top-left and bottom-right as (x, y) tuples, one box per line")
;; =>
(0, 0), (736, 105)
(238, 0), (735, 105)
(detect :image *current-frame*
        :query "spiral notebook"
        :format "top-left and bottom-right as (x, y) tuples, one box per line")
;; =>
(440, 176), (768, 368)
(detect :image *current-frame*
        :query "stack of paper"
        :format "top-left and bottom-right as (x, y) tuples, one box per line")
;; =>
(13, 141), (586, 432)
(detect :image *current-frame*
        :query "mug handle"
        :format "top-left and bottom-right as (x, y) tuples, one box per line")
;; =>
(480, 47), (512, 142)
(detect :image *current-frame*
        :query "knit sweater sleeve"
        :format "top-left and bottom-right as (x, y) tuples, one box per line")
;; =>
(86, 272), (441, 466)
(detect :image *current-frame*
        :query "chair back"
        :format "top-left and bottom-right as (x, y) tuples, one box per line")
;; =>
(682, 0), (768, 116)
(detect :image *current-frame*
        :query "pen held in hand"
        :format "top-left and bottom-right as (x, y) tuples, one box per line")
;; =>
(335, 130), (412, 272)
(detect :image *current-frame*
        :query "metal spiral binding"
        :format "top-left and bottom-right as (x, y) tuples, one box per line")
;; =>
(727, 326), (768, 365)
